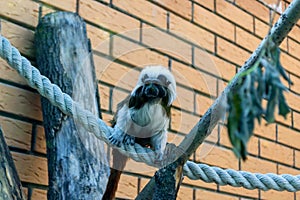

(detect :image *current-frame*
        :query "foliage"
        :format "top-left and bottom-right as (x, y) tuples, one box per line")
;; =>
(227, 38), (292, 160)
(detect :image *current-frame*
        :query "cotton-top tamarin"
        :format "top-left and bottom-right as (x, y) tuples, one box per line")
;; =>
(103, 66), (176, 199)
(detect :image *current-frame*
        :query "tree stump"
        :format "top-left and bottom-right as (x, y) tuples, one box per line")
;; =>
(35, 12), (109, 200)
(0, 127), (25, 200)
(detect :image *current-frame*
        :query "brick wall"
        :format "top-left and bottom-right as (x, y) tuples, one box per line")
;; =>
(0, 0), (300, 199)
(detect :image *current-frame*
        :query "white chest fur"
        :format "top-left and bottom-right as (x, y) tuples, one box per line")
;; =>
(117, 102), (169, 138)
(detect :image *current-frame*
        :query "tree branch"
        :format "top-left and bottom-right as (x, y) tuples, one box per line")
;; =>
(137, 0), (300, 198)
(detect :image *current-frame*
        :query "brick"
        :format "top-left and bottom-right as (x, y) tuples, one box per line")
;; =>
(235, 27), (261, 51)
(278, 165), (300, 175)
(12, 152), (48, 185)
(293, 111), (300, 130)
(260, 139), (293, 165)
(219, 125), (259, 155)
(253, 122), (276, 140)
(235, 0), (269, 23)
(86, 24), (110, 54)
(0, 83), (42, 121)
(177, 186), (193, 200)
(111, 89), (129, 113)
(112, 36), (169, 67)
(139, 177), (150, 191)
(101, 112), (113, 125)
(195, 189), (239, 200)
(193, 48), (219, 94)
(39, 0), (76, 11)
(254, 18), (269, 38)
(216, 0), (253, 32)
(79, 0), (140, 40)
(288, 38), (300, 59)
(0, 116), (32, 150)
(142, 25), (193, 64)
(169, 13), (215, 52)
(281, 52), (300, 73)
(261, 190), (294, 200)
(98, 84), (110, 111)
(35, 125), (46, 154)
(172, 86), (194, 112)
(172, 60), (215, 96)
(167, 132), (185, 146)
(31, 189), (47, 200)
(217, 37), (251, 66)
(277, 125), (300, 150)
(124, 159), (156, 176)
(155, 0), (192, 19)
(284, 90), (300, 111)
(1, 20), (35, 58)
(289, 23), (300, 41)
(116, 174), (138, 199)
(295, 150), (300, 168)
(171, 109), (199, 134)
(113, 0), (167, 28)
(0, 59), (27, 85)
(219, 184), (259, 199)
(0, 0), (39, 27)
(193, 0), (214, 11)
(276, 110), (292, 127)
(211, 56), (236, 81)
(195, 144), (239, 169)
(195, 94), (213, 116)
(280, 37), (288, 52)
(94, 56), (140, 92)
(241, 155), (277, 173)
(41, 5), (56, 17)
(290, 74), (300, 95)
(194, 5), (235, 41)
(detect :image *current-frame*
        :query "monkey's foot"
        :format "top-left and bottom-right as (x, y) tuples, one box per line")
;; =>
(123, 134), (135, 145)
(109, 127), (125, 147)
(154, 151), (164, 162)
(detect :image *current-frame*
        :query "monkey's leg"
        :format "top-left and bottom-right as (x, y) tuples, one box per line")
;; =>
(103, 148), (128, 200)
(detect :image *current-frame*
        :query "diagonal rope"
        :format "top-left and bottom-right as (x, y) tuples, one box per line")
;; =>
(0, 34), (157, 167)
(1, 34), (300, 192)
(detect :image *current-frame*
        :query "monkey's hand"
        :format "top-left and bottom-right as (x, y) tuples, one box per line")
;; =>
(123, 134), (135, 145)
(109, 126), (126, 147)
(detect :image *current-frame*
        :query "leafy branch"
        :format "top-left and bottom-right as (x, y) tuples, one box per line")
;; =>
(227, 37), (293, 160)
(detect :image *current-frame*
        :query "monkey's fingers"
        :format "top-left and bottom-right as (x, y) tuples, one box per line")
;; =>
(123, 134), (135, 145)
(108, 135), (122, 147)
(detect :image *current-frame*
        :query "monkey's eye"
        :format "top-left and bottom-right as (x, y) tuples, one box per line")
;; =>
(142, 74), (149, 83)
(157, 75), (171, 86)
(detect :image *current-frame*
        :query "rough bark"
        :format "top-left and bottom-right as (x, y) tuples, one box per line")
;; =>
(35, 12), (109, 200)
(0, 127), (25, 200)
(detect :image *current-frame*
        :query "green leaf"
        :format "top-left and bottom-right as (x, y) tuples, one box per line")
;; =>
(226, 37), (291, 160)
(278, 92), (290, 118)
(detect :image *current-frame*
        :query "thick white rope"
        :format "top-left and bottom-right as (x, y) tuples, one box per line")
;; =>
(184, 161), (300, 192)
(1, 35), (300, 192)
(0, 34), (157, 167)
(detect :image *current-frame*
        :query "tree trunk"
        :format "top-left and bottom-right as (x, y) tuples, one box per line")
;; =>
(0, 127), (25, 200)
(35, 12), (109, 200)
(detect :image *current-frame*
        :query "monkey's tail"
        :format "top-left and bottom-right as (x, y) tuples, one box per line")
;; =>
(103, 148), (128, 200)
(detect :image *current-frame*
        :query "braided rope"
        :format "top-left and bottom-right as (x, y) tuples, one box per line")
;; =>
(184, 161), (300, 192)
(0, 35), (157, 167)
(1, 34), (300, 192)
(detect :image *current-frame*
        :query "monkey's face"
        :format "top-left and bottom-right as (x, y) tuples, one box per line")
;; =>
(131, 66), (176, 107)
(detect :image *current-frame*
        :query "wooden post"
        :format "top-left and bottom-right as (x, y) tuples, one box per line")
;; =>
(0, 127), (25, 200)
(35, 12), (109, 200)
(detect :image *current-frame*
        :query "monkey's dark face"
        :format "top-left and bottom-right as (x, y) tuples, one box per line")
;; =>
(129, 83), (169, 109)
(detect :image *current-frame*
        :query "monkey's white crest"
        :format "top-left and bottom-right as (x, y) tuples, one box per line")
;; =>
(131, 65), (177, 106)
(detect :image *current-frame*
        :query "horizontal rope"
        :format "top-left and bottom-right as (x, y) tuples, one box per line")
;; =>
(1, 34), (300, 192)
(184, 161), (300, 192)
